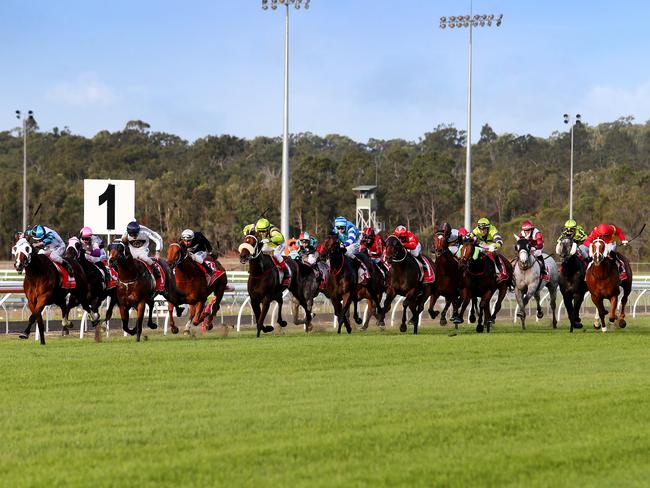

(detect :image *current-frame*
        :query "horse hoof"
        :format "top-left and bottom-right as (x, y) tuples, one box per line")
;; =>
(206, 323), (214, 331)
(399, 324), (407, 333)
(148, 322), (158, 330)
(469, 314), (476, 324)
(354, 317), (362, 325)
(608, 317), (616, 323)
(18, 333), (28, 340)
(476, 324), (484, 333)
(516, 312), (525, 319)
(429, 310), (439, 320)
(263, 325), (274, 334)
(305, 325), (313, 333)
(408, 319), (415, 326)
(61, 328), (69, 336)
(440, 318), (447, 326)
(573, 323), (583, 330)
(619, 320), (627, 328)
(279, 320), (287, 328)
(378, 325), (385, 331)
(593, 321), (601, 330)
(537, 310), (544, 319)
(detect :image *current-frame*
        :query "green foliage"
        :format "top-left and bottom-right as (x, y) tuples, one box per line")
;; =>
(1, 118), (650, 257)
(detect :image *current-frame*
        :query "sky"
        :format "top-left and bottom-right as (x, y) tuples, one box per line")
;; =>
(2, 0), (650, 143)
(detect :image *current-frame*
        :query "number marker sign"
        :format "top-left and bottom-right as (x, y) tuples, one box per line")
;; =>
(84, 179), (135, 235)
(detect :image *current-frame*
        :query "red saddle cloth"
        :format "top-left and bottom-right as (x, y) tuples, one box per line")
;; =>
(317, 262), (329, 291)
(52, 261), (76, 289)
(142, 260), (166, 292)
(420, 255), (435, 284)
(101, 260), (118, 289)
(486, 253), (509, 283)
(271, 256), (292, 286)
(195, 259), (226, 286)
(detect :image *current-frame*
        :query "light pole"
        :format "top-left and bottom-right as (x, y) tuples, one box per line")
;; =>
(262, 0), (310, 239)
(15, 110), (35, 231)
(440, 7), (502, 230)
(563, 113), (582, 220)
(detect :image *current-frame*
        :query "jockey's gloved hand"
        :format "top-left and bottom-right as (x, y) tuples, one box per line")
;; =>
(622, 240), (629, 246)
(487, 244), (496, 252)
(261, 239), (270, 244)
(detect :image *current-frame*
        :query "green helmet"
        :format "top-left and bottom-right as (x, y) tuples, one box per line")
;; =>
(256, 218), (271, 232)
(564, 219), (577, 229)
(477, 217), (491, 229)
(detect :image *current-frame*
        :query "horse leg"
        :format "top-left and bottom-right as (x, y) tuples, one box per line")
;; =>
(380, 289), (396, 328)
(548, 284), (558, 329)
(607, 294), (619, 331)
(250, 299), (262, 337)
(469, 297), (477, 323)
(292, 297), (303, 325)
(439, 300), (451, 326)
(534, 288), (544, 320)
(341, 292), (353, 334)
(489, 286), (508, 325)
(167, 302), (179, 334)
(20, 297), (39, 340)
(361, 298), (374, 331)
(514, 287), (527, 330)
(135, 301), (146, 342)
(257, 297), (274, 335)
(120, 304), (136, 336)
(456, 291), (471, 328)
(35, 310), (46, 346)
(146, 300), (157, 330)
(400, 297), (409, 333)
(591, 296), (607, 331)
(183, 304), (196, 335)
(573, 291), (585, 330)
(428, 293), (440, 320)
(352, 299), (362, 325)
(410, 298), (420, 335)
(332, 298), (344, 334)
(619, 283), (631, 328)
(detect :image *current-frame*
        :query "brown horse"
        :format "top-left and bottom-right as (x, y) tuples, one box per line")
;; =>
(319, 234), (359, 334)
(65, 237), (117, 340)
(381, 235), (433, 334)
(585, 238), (633, 331)
(167, 242), (228, 335)
(108, 241), (184, 341)
(457, 238), (513, 333)
(238, 234), (290, 337)
(12, 237), (94, 345)
(430, 228), (461, 325)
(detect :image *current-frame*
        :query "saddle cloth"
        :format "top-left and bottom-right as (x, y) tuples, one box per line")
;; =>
(51, 260), (76, 289)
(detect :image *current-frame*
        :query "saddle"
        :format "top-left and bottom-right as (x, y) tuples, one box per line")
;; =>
(142, 260), (166, 292)
(417, 255), (435, 284)
(195, 258), (226, 286)
(271, 256), (292, 287)
(51, 259), (76, 289)
(486, 252), (510, 284)
(98, 260), (118, 289)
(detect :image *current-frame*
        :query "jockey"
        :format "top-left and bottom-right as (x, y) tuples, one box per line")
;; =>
(122, 221), (163, 280)
(394, 225), (433, 282)
(79, 226), (107, 264)
(518, 220), (547, 277)
(360, 227), (385, 262)
(297, 231), (318, 263)
(471, 217), (505, 276)
(438, 223), (462, 257)
(558, 219), (589, 258)
(29, 224), (73, 275)
(584, 223), (630, 277)
(180, 229), (216, 278)
(242, 218), (290, 285)
(333, 216), (360, 255)
(284, 238), (300, 258)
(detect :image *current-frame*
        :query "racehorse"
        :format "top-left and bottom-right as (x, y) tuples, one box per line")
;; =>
(381, 235), (433, 334)
(586, 238), (633, 332)
(167, 242), (228, 335)
(238, 234), (292, 337)
(12, 237), (95, 345)
(290, 254), (326, 332)
(556, 237), (588, 332)
(108, 241), (183, 341)
(457, 237), (513, 333)
(65, 237), (117, 341)
(430, 228), (461, 325)
(512, 237), (559, 329)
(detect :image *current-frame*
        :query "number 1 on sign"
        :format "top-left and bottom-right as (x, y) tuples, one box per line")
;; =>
(98, 184), (116, 230)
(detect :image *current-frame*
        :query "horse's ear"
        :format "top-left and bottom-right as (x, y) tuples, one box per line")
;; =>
(513, 233), (519, 240)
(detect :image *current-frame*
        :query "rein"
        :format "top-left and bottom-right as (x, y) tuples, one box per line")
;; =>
(387, 235), (408, 263)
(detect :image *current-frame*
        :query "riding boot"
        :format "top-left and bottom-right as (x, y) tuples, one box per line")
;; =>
(61, 259), (74, 277)
(537, 256), (548, 279)
(151, 261), (161, 282)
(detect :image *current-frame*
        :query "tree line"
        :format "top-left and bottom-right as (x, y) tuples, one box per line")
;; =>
(0, 116), (648, 260)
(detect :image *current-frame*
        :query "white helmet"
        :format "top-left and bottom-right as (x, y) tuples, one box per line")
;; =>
(181, 229), (194, 241)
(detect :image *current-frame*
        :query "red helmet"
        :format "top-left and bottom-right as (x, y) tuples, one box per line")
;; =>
(458, 227), (468, 237)
(363, 227), (375, 237)
(597, 223), (612, 236)
(394, 225), (408, 237)
(521, 220), (534, 231)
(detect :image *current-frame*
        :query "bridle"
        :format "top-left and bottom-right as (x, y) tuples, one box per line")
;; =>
(386, 235), (408, 263)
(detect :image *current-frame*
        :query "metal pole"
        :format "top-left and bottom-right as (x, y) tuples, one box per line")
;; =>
(464, 2), (473, 230)
(280, 4), (290, 239)
(22, 118), (27, 231)
(569, 122), (574, 220)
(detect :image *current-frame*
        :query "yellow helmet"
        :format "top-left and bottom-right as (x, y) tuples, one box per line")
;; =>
(256, 218), (271, 232)
(477, 217), (490, 229)
(564, 219), (577, 229)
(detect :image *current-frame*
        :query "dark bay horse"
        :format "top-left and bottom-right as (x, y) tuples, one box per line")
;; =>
(12, 237), (94, 345)
(382, 235), (434, 334)
(586, 238), (633, 332)
(108, 241), (183, 341)
(167, 242), (228, 335)
(457, 238), (512, 333)
(239, 234), (291, 337)
(430, 229), (461, 325)
(556, 237), (587, 332)
(289, 256), (326, 333)
(65, 237), (117, 340)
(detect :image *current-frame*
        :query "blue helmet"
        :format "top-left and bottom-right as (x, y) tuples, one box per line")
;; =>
(32, 224), (46, 241)
(334, 216), (348, 229)
(126, 221), (141, 237)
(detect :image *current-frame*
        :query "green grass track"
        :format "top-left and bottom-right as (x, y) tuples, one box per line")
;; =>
(1, 321), (649, 487)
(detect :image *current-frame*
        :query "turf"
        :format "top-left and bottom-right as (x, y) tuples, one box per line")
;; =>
(1, 320), (649, 488)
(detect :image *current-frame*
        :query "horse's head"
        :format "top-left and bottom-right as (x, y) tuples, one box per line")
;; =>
(589, 238), (608, 265)
(385, 235), (407, 263)
(167, 242), (186, 269)
(459, 236), (478, 267)
(65, 236), (82, 260)
(433, 231), (449, 255)
(107, 241), (126, 269)
(514, 236), (531, 265)
(12, 237), (33, 273)
(238, 234), (261, 264)
(319, 233), (342, 260)
(556, 237), (577, 260)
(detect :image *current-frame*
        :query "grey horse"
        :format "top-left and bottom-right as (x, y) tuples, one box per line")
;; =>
(512, 237), (559, 329)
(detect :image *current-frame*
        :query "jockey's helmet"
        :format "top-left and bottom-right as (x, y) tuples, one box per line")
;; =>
(299, 231), (310, 242)
(458, 227), (468, 237)
(334, 216), (347, 232)
(363, 227), (375, 238)
(394, 225), (408, 238)
(80, 226), (93, 239)
(32, 224), (46, 241)
(564, 219), (577, 229)
(126, 221), (140, 237)
(438, 222), (451, 236)
(256, 218), (271, 234)
(597, 223), (612, 236)
(521, 220), (534, 232)
(477, 217), (491, 230)
(181, 229), (194, 242)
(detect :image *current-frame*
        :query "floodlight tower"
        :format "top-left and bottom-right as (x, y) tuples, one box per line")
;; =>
(563, 113), (582, 220)
(15, 110), (36, 231)
(262, 0), (311, 238)
(440, 7), (503, 230)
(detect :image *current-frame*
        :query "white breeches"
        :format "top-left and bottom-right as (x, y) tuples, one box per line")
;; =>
(130, 245), (153, 265)
(408, 243), (422, 257)
(345, 242), (360, 256)
(190, 251), (207, 264)
(39, 245), (65, 263)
